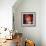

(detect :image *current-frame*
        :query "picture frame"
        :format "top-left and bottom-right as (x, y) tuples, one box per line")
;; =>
(21, 12), (36, 27)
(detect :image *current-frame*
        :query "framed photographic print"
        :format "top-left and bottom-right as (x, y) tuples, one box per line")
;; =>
(21, 12), (36, 27)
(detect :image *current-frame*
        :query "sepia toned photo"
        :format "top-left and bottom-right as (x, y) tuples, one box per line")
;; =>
(23, 14), (33, 24)
(21, 12), (36, 27)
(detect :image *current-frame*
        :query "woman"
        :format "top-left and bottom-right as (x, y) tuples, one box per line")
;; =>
(23, 14), (33, 24)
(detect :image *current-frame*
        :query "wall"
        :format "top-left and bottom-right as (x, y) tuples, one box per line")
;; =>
(0, 0), (17, 39)
(0, 0), (16, 29)
(40, 0), (46, 46)
(13, 0), (41, 46)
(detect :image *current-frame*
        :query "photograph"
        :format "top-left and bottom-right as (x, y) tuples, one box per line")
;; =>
(21, 12), (36, 27)
(23, 14), (33, 24)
